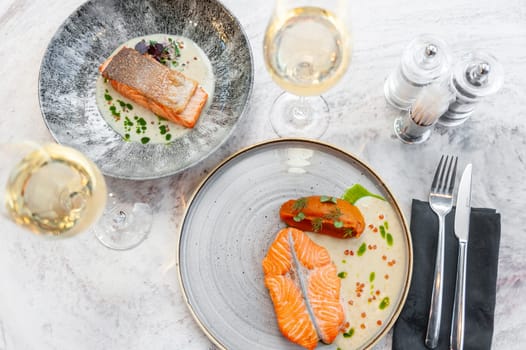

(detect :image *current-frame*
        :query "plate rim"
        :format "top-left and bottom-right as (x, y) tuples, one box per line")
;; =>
(177, 137), (414, 350)
(37, 0), (254, 180)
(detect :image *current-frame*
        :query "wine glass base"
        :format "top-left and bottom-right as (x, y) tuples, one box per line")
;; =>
(270, 92), (330, 138)
(93, 202), (153, 250)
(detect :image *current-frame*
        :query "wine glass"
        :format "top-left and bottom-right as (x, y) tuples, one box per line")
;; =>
(263, 0), (352, 138)
(1, 142), (152, 250)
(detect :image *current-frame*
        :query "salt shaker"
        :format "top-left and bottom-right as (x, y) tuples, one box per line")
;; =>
(384, 35), (451, 110)
(438, 50), (503, 127)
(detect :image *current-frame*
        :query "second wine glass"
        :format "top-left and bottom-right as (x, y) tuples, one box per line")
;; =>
(2, 142), (152, 250)
(263, 0), (352, 138)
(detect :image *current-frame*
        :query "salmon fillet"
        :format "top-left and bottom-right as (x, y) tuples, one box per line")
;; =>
(262, 228), (345, 349)
(100, 47), (208, 128)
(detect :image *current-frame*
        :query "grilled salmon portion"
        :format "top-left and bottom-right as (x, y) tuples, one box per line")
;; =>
(262, 228), (345, 350)
(100, 47), (208, 128)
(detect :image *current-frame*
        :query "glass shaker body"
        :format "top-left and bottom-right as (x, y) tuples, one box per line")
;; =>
(384, 35), (451, 110)
(439, 51), (503, 127)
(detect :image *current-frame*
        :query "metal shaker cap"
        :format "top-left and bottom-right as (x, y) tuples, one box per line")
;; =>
(452, 50), (503, 99)
(400, 34), (452, 85)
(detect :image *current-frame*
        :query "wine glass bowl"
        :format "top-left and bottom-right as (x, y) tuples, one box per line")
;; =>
(2, 142), (152, 250)
(3, 143), (107, 237)
(263, 0), (351, 138)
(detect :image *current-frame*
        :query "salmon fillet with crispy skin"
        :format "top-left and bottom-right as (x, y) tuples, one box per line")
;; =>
(262, 228), (345, 350)
(100, 47), (208, 128)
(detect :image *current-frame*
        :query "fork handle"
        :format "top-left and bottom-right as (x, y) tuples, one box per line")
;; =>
(425, 214), (446, 349)
(450, 241), (468, 350)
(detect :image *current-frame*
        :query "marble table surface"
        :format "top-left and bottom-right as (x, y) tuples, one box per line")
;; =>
(1, 0), (525, 349)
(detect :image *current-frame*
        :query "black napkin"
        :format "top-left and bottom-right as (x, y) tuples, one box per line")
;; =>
(393, 199), (501, 350)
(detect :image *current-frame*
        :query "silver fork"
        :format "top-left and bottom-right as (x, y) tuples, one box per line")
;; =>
(425, 155), (458, 349)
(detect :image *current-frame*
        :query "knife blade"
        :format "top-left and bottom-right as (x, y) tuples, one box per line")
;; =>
(450, 163), (472, 350)
(454, 164), (472, 243)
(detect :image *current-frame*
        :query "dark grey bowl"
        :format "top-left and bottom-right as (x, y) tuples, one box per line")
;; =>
(39, 0), (253, 179)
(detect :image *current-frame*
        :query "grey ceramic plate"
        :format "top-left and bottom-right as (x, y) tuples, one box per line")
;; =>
(178, 139), (413, 350)
(39, 0), (253, 179)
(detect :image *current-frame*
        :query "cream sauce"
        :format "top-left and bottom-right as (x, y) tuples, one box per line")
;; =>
(305, 196), (408, 349)
(95, 34), (215, 144)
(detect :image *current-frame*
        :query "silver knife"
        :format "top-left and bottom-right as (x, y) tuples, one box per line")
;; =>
(450, 164), (472, 350)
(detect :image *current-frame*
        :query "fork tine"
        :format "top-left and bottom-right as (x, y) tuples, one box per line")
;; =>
(431, 155), (445, 191)
(439, 155), (453, 193)
(446, 156), (458, 194)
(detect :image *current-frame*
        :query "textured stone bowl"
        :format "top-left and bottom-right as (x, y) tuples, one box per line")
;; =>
(39, 0), (253, 179)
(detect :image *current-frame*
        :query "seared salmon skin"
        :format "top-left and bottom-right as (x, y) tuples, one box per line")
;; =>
(262, 228), (345, 349)
(99, 47), (208, 128)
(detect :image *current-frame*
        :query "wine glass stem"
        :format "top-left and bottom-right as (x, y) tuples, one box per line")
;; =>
(292, 96), (311, 126)
(112, 210), (128, 230)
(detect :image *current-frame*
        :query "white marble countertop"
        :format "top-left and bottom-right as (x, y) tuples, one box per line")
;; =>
(1, 0), (525, 349)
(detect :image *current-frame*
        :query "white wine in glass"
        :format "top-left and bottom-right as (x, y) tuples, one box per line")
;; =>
(264, 0), (351, 138)
(5, 143), (107, 236)
(3, 142), (152, 250)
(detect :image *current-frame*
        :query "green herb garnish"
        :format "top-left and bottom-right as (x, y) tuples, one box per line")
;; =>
(369, 272), (376, 282)
(379, 297), (390, 310)
(386, 233), (394, 246)
(293, 212), (305, 222)
(337, 271), (348, 279)
(292, 197), (307, 211)
(379, 225), (386, 238)
(343, 228), (355, 238)
(357, 242), (367, 256)
(324, 207), (342, 221)
(343, 328), (355, 338)
(334, 220), (343, 228)
(320, 195), (338, 204)
(312, 217), (323, 232)
(140, 137), (150, 144)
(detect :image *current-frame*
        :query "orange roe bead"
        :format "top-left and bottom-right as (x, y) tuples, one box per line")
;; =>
(350, 251), (355, 256)
(377, 320), (382, 326)
(376, 290), (381, 296)
(344, 250), (349, 255)
(360, 323), (366, 329)
(379, 214), (384, 220)
(385, 274), (389, 279)
(382, 255), (387, 260)
(361, 312), (367, 318)
(368, 224), (374, 229)
(373, 227), (378, 233)
(348, 300), (354, 305)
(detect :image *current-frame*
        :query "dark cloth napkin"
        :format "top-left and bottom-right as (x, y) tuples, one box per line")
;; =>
(393, 199), (501, 350)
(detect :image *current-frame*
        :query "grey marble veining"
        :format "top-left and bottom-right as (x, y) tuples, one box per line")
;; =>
(1, 0), (525, 349)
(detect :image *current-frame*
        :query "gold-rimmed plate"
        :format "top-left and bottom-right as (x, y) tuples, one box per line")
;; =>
(178, 139), (412, 349)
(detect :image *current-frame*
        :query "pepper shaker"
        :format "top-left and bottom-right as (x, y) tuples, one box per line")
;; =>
(438, 50), (503, 127)
(384, 35), (452, 110)
(394, 82), (451, 144)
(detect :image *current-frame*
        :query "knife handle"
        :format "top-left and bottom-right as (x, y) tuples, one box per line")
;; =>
(450, 241), (468, 350)
(425, 214), (446, 349)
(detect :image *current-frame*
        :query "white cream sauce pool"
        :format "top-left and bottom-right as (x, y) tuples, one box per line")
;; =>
(306, 196), (409, 349)
(95, 34), (215, 144)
